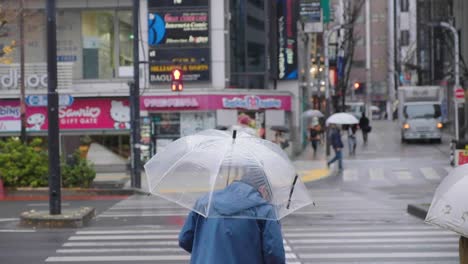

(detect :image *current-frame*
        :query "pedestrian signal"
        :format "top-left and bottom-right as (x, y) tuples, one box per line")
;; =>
(171, 68), (183, 92)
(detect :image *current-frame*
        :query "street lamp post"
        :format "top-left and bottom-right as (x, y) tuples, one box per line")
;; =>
(428, 22), (460, 141)
(324, 24), (352, 155)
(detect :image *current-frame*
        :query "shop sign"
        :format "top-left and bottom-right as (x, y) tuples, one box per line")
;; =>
(0, 98), (132, 132)
(277, 0), (298, 80)
(143, 97), (199, 108)
(149, 48), (210, 82)
(222, 95), (282, 110)
(25, 94), (74, 107)
(148, 0), (209, 8)
(0, 69), (48, 89)
(148, 11), (209, 47)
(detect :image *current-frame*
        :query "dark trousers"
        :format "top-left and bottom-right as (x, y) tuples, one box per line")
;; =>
(461, 236), (468, 264)
(311, 140), (319, 153)
(328, 149), (343, 170)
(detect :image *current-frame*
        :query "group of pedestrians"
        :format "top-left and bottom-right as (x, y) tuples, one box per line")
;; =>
(327, 112), (370, 171)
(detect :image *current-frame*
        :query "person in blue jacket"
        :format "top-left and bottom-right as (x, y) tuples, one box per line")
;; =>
(327, 124), (344, 170)
(178, 167), (285, 264)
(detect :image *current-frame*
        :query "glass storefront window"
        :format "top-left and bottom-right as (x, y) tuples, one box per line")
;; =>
(118, 11), (134, 68)
(81, 10), (133, 80)
(82, 11), (115, 79)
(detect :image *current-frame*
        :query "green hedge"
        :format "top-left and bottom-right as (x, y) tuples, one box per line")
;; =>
(0, 138), (49, 187)
(61, 150), (96, 188)
(0, 138), (95, 188)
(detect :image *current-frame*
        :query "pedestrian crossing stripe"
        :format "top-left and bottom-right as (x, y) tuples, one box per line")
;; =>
(343, 169), (358, 181)
(394, 169), (413, 180)
(369, 167), (385, 181)
(420, 167), (440, 180)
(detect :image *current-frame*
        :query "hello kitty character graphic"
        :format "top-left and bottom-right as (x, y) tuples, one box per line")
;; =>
(27, 113), (46, 130)
(110, 100), (130, 129)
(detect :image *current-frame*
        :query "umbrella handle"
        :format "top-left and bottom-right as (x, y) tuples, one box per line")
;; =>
(286, 174), (299, 210)
(226, 130), (237, 187)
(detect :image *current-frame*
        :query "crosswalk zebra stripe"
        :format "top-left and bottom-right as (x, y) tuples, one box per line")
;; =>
(97, 212), (187, 217)
(420, 167), (440, 180)
(282, 225), (447, 232)
(343, 169), (358, 181)
(292, 243), (458, 250)
(394, 169), (413, 180)
(46, 255), (191, 262)
(76, 230), (180, 235)
(63, 241), (179, 247)
(57, 248), (184, 253)
(289, 237), (457, 244)
(369, 168), (386, 181)
(68, 235), (178, 240)
(298, 252), (458, 259)
(284, 231), (454, 238)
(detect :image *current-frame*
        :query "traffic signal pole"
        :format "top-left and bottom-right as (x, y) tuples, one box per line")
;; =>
(130, 0), (141, 188)
(324, 24), (352, 156)
(46, 0), (61, 215)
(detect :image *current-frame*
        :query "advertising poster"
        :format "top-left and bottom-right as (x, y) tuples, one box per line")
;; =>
(277, 0), (298, 80)
(148, 0), (210, 83)
(0, 98), (131, 133)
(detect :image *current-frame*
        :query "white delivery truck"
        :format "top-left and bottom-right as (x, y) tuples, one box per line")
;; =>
(398, 86), (444, 143)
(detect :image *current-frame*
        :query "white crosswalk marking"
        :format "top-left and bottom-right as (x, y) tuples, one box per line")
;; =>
(47, 227), (301, 263)
(343, 169), (359, 181)
(444, 166), (453, 174)
(281, 188), (459, 264)
(369, 167), (386, 181)
(394, 169), (413, 180)
(420, 167), (440, 180)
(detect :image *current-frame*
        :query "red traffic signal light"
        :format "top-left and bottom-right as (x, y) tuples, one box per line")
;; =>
(171, 68), (183, 92)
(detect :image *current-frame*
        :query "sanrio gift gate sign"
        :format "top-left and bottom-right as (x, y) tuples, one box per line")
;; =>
(22, 98), (131, 131)
(222, 95), (282, 110)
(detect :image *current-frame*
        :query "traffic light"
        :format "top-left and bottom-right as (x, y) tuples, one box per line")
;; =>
(353, 82), (365, 95)
(171, 68), (184, 92)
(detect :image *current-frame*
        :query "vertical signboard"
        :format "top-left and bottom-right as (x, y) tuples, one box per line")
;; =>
(148, 0), (210, 83)
(277, 0), (298, 80)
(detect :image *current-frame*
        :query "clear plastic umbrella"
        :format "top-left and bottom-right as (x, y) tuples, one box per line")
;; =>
(326, 113), (359, 126)
(425, 164), (468, 237)
(144, 129), (314, 220)
(302, 109), (324, 118)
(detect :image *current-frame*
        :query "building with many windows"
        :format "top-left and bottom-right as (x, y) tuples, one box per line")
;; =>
(0, 0), (304, 161)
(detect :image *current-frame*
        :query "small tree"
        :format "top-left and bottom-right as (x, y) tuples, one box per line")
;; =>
(336, 0), (365, 111)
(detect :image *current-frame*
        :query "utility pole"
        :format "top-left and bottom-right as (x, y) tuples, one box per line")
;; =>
(324, 24), (351, 156)
(428, 22), (460, 141)
(130, 0), (141, 188)
(46, 0), (61, 215)
(365, 0), (372, 117)
(387, 0), (396, 121)
(19, 0), (26, 143)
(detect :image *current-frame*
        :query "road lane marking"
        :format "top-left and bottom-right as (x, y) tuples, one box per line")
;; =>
(343, 169), (358, 181)
(57, 248), (183, 253)
(289, 237), (457, 244)
(97, 212), (187, 218)
(293, 243), (458, 250)
(369, 168), (386, 181)
(394, 170), (413, 180)
(0, 229), (35, 232)
(284, 231), (455, 238)
(46, 255), (191, 262)
(298, 252), (458, 259)
(282, 225), (449, 232)
(76, 230), (180, 235)
(0, 218), (19, 222)
(69, 235), (178, 240)
(64, 241), (179, 247)
(420, 167), (440, 180)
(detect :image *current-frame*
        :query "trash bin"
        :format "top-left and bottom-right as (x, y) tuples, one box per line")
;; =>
(452, 140), (468, 167)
